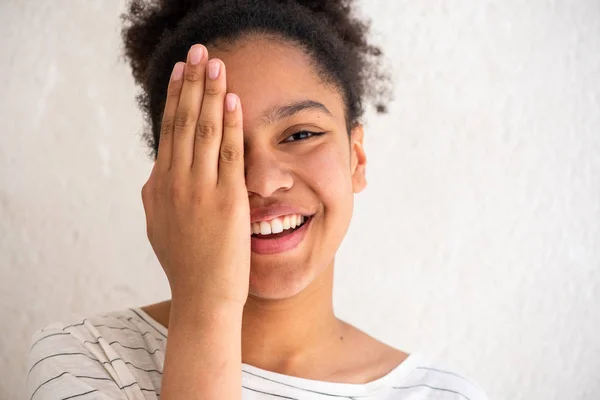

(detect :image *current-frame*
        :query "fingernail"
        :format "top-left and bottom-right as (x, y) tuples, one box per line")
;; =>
(189, 46), (203, 65)
(226, 93), (237, 112)
(171, 63), (184, 81)
(208, 60), (221, 80)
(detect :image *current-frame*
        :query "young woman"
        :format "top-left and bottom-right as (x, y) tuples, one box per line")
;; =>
(27, 1), (490, 399)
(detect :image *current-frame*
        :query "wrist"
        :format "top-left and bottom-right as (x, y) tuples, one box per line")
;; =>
(169, 281), (248, 309)
(168, 295), (244, 327)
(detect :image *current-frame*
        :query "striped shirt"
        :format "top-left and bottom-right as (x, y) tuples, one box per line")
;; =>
(26, 307), (490, 400)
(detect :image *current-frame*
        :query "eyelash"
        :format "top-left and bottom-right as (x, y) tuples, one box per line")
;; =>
(283, 130), (325, 143)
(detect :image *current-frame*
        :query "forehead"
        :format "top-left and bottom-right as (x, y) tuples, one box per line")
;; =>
(208, 36), (345, 129)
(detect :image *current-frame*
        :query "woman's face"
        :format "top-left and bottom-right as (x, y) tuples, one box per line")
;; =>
(208, 36), (367, 300)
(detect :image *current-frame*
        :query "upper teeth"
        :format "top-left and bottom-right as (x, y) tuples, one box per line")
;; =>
(251, 214), (307, 235)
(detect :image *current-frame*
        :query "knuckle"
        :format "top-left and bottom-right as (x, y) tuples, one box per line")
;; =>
(204, 85), (222, 96)
(161, 118), (174, 136)
(168, 180), (187, 201)
(190, 185), (206, 203)
(174, 110), (193, 129)
(220, 143), (242, 163)
(195, 122), (217, 141)
(184, 69), (203, 82)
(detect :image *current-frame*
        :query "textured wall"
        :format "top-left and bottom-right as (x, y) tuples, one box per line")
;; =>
(1, 0), (599, 399)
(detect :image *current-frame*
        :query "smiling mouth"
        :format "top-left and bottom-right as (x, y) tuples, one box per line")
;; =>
(250, 214), (313, 255)
(251, 215), (312, 240)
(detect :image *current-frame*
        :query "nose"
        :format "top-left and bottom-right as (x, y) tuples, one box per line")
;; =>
(244, 147), (293, 198)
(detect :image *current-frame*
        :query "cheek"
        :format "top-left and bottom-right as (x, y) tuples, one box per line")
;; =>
(301, 141), (353, 203)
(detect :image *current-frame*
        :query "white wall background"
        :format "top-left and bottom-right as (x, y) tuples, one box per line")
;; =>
(1, 0), (599, 399)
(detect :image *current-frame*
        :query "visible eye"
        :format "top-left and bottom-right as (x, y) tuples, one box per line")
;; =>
(282, 130), (324, 143)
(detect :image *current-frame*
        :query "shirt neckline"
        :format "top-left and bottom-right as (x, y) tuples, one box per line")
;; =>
(130, 306), (421, 396)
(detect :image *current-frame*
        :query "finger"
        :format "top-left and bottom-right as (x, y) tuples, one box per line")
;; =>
(192, 58), (227, 186)
(171, 44), (208, 171)
(218, 93), (245, 188)
(156, 62), (185, 173)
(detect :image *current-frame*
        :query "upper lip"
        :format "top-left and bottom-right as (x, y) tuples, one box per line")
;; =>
(250, 204), (314, 224)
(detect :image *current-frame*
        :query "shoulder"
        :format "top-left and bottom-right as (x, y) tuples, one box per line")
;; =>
(390, 352), (491, 400)
(28, 307), (167, 358)
(27, 307), (166, 400)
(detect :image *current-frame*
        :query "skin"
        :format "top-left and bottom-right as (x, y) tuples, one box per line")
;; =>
(141, 35), (408, 398)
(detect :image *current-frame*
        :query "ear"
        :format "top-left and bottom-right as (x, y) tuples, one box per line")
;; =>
(350, 124), (367, 193)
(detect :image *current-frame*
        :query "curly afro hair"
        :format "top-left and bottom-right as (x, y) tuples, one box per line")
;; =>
(120, 0), (392, 160)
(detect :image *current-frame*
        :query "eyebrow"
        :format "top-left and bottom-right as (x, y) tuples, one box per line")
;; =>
(260, 100), (334, 124)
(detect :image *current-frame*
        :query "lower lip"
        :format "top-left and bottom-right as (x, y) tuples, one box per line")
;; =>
(250, 217), (312, 255)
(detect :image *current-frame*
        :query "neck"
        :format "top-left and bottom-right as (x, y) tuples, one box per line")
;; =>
(240, 260), (346, 373)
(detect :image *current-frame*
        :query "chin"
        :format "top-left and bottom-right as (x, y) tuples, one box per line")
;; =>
(247, 259), (321, 300)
